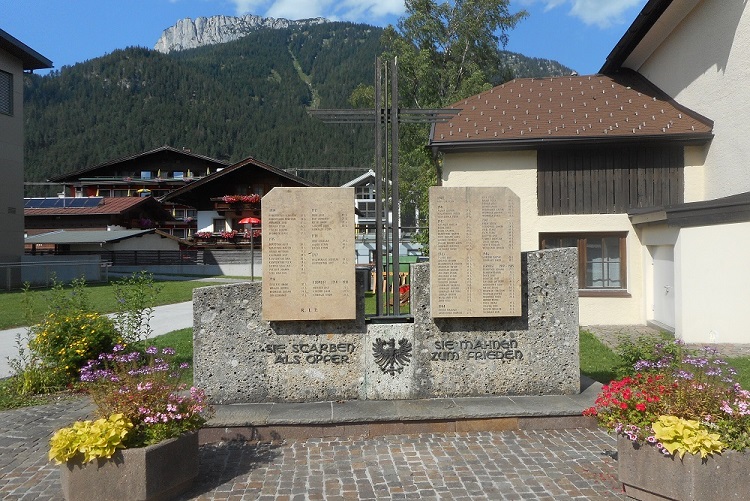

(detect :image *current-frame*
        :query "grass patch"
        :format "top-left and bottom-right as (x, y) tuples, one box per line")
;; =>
(0, 280), (208, 330)
(579, 329), (623, 384)
(134, 328), (193, 383)
(364, 291), (411, 315)
(727, 357), (750, 390)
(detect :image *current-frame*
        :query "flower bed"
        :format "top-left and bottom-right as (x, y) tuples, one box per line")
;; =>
(50, 345), (212, 499)
(584, 339), (750, 499)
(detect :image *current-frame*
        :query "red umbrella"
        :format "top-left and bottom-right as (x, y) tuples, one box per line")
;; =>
(238, 217), (261, 225)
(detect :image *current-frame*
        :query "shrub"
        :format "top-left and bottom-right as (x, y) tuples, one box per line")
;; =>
(28, 311), (121, 381)
(112, 271), (163, 344)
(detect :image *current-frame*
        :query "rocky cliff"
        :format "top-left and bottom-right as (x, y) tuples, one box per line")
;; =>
(154, 14), (328, 53)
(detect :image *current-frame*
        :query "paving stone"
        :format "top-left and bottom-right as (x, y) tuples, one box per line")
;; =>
(0, 396), (631, 500)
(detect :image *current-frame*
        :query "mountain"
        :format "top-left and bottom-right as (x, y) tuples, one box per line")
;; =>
(154, 14), (328, 53)
(23, 19), (575, 194)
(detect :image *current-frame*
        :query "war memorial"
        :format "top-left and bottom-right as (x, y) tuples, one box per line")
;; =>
(193, 186), (580, 404)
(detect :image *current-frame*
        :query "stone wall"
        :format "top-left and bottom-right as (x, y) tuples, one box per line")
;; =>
(193, 248), (579, 404)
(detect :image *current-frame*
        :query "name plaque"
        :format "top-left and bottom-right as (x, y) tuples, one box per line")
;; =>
(262, 187), (355, 320)
(429, 186), (521, 317)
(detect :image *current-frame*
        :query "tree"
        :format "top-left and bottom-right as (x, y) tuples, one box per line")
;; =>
(380, 0), (527, 250)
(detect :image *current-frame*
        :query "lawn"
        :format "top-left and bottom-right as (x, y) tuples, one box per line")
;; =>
(0, 280), (210, 330)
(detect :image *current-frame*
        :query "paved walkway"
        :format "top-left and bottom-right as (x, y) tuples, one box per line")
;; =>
(0, 397), (626, 500)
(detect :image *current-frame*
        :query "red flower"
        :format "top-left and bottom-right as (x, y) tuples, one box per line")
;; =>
(635, 403), (646, 412)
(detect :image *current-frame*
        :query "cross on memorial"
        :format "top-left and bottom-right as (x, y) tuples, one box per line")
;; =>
(310, 57), (459, 316)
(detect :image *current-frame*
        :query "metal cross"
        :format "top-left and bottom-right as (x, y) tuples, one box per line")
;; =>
(310, 57), (459, 316)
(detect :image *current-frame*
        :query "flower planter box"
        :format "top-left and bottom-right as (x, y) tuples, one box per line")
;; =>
(617, 435), (750, 500)
(61, 432), (198, 501)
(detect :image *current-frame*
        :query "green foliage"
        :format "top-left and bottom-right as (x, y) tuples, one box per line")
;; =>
(384, 0), (528, 109)
(112, 271), (163, 344)
(6, 330), (69, 396)
(48, 413), (133, 464)
(615, 332), (679, 377)
(652, 415), (725, 459)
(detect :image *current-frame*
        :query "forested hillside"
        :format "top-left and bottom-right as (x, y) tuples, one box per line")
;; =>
(23, 21), (573, 193)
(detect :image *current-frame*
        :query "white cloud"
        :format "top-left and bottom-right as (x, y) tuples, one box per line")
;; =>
(519, 0), (644, 28)
(226, 0), (405, 22)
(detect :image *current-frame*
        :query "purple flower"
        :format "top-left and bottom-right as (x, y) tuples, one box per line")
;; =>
(162, 347), (176, 356)
(145, 346), (158, 355)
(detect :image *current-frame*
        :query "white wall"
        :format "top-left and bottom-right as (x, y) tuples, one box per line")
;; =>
(675, 222), (750, 344)
(442, 151), (539, 250)
(197, 211), (223, 233)
(633, 0), (750, 200)
(441, 150), (646, 326)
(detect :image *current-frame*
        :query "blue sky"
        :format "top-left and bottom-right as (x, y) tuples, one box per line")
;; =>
(2, 0), (646, 76)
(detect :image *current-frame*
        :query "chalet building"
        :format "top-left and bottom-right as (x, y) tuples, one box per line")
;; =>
(0, 29), (51, 285)
(48, 145), (229, 239)
(162, 155), (315, 247)
(429, 0), (750, 345)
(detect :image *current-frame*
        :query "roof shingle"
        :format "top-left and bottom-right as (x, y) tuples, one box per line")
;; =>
(430, 71), (712, 150)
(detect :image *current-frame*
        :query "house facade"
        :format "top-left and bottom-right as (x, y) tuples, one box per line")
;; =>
(0, 29), (51, 285)
(48, 146), (229, 239)
(430, 0), (747, 344)
(162, 155), (314, 247)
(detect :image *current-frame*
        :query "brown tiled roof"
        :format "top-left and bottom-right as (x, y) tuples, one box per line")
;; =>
(25, 197), (153, 216)
(430, 71), (713, 151)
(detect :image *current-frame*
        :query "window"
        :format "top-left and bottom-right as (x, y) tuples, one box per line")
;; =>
(141, 171), (152, 179)
(172, 228), (186, 239)
(0, 70), (12, 116)
(173, 171), (184, 179)
(173, 209), (186, 220)
(358, 200), (376, 219)
(212, 218), (226, 233)
(356, 184), (374, 200)
(113, 189), (130, 197)
(540, 233), (628, 295)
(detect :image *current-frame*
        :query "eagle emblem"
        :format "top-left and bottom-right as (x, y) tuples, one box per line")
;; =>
(372, 338), (412, 375)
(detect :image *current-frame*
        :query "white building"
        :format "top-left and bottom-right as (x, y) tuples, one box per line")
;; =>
(429, 0), (750, 344)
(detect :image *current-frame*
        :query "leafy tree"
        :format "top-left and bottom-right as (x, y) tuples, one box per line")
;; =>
(379, 0), (528, 249)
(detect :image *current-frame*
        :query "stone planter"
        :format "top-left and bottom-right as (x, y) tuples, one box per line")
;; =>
(617, 435), (750, 500)
(60, 432), (198, 501)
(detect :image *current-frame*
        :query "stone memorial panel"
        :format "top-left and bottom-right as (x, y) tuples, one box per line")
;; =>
(262, 187), (355, 320)
(429, 186), (520, 317)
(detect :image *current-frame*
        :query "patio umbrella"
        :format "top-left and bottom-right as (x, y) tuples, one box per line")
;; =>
(238, 217), (261, 225)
